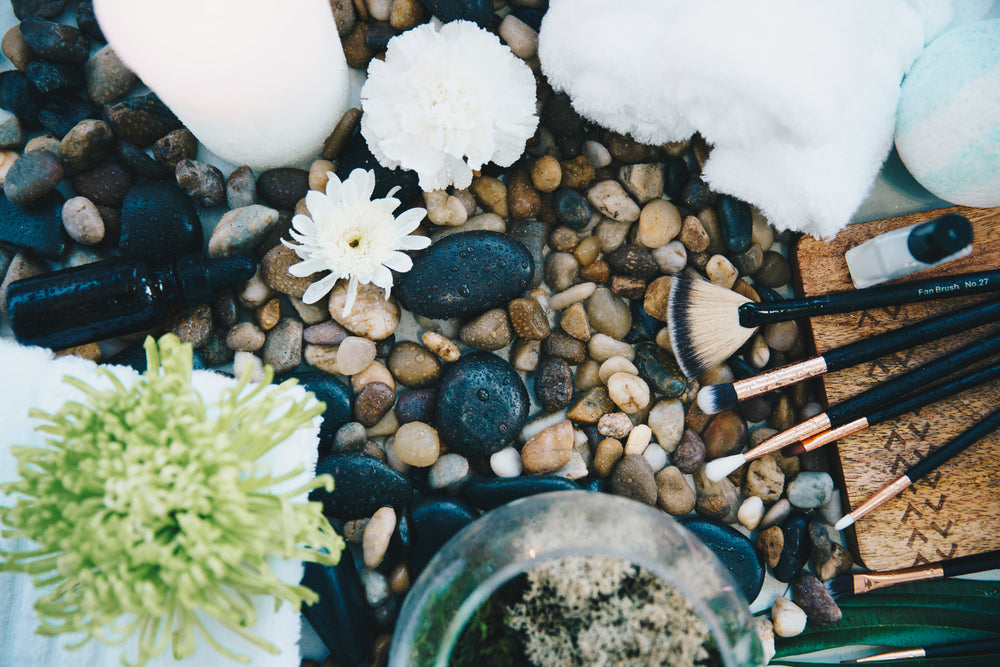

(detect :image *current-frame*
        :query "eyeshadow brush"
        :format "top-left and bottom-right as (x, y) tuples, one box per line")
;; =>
(784, 358), (1000, 457)
(834, 403), (1000, 530)
(704, 331), (1000, 481)
(824, 549), (1000, 600)
(668, 268), (1000, 380)
(698, 296), (1000, 414)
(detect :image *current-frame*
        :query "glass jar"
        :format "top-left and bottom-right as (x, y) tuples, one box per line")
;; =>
(389, 490), (763, 666)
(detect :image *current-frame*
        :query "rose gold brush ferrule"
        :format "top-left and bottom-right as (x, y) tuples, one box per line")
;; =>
(853, 648), (927, 663)
(733, 357), (829, 401)
(851, 561), (946, 595)
(849, 475), (913, 525)
(799, 417), (869, 453)
(746, 412), (832, 461)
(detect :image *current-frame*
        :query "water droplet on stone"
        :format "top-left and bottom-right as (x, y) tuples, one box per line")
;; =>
(477, 388), (489, 401)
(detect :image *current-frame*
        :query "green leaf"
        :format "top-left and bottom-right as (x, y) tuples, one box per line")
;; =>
(774, 579), (1000, 660)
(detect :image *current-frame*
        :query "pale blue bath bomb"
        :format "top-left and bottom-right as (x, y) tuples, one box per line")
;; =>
(895, 19), (1000, 207)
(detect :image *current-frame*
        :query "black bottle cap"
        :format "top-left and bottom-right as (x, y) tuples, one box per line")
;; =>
(907, 213), (972, 264)
(174, 254), (256, 303)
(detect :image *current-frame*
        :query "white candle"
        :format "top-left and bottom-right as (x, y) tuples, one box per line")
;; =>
(94, 0), (350, 169)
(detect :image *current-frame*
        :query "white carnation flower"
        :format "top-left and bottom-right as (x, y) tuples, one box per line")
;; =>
(360, 20), (539, 191)
(282, 168), (430, 316)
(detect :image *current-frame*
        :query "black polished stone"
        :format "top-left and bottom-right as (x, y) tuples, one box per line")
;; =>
(459, 475), (580, 511)
(717, 194), (753, 254)
(680, 517), (765, 603)
(301, 556), (373, 666)
(409, 497), (479, 577)
(312, 453), (414, 520)
(0, 190), (66, 259)
(288, 369), (355, 455)
(773, 512), (811, 583)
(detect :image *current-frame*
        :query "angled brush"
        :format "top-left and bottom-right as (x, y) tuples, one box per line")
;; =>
(704, 331), (1000, 481)
(668, 268), (1000, 380)
(824, 549), (1000, 601)
(785, 357), (1000, 457)
(834, 402), (1000, 530)
(697, 296), (1000, 414)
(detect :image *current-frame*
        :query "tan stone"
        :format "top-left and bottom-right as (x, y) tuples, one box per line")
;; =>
(329, 281), (400, 340)
(521, 420), (574, 474)
(362, 507), (396, 569)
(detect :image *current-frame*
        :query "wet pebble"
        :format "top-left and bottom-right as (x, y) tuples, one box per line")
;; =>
(304, 320), (348, 346)
(3, 149), (63, 206)
(73, 161), (132, 208)
(534, 355), (573, 412)
(703, 410), (748, 459)
(655, 465), (696, 516)
(61, 196), (103, 245)
(508, 297), (549, 340)
(152, 128), (198, 171)
(387, 341), (443, 388)
(772, 513), (811, 582)
(19, 16), (89, 63)
(312, 453), (413, 520)
(208, 205), (280, 257)
(787, 471), (834, 509)
(399, 231), (533, 319)
(435, 351), (529, 458)
(427, 453), (471, 491)
(394, 388), (437, 424)
(58, 119), (113, 172)
(793, 572), (842, 626)
(408, 498), (478, 577)
(329, 281), (401, 340)
(258, 167), (309, 210)
(363, 507), (397, 569)
(176, 159), (225, 207)
(262, 318), (303, 373)
(609, 454), (657, 505)
(0, 188), (65, 259)
(716, 194), (753, 254)
(85, 45), (136, 105)
(102, 93), (182, 147)
(355, 381), (396, 427)
(117, 180), (203, 258)
(551, 187), (591, 229)
(337, 336), (378, 376)
(459, 308), (512, 351)
(680, 518), (765, 603)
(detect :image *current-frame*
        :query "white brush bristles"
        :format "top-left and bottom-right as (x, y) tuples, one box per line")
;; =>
(705, 454), (746, 482)
(834, 515), (856, 531)
(697, 383), (738, 414)
(668, 274), (757, 380)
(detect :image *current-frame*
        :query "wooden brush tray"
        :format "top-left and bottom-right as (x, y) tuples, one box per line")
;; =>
(792, 205), (1000, 571)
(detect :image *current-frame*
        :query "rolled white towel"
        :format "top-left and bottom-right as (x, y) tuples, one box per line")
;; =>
(538, 0), (992, 238)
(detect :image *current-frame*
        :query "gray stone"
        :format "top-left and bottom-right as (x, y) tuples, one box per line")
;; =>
(84, 45), (136, 105)
(3, 150), (63, 205)
(261, 318), (303, 373)
(208, 205), (280, 257)
(787, 471), (834, 509)
(175, 159), (225, 207)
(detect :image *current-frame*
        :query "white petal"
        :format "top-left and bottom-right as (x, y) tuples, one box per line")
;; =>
(381, 251), (413, 273)
(397, 234), (432, 250)
(394, 208), (426, 234)
(288, 258), (331, 277)
(305, 191), (333, 224)
(290, 213), (317, 237)
(371, 265), (394, 291)
(325, 172), (344, 202)
(302, 274), (339, 304)
(342, 277), (360, 317)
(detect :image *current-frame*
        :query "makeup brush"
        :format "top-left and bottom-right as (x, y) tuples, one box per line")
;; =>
(834, 403), (1000, 531)
(785, 358), (1000, 457)
(697, 296), (1000, 414)
(842, 637), (1000, 663)
(703, 331), (1000, 481)
(668, 268), (1000, 380)
(824, 549), (1000, 601)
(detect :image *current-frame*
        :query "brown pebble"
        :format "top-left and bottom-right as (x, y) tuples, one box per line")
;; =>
(2, 25), (32, 71)
(559, 301), (591, 341)
(304, 319), (348, 345)
(754, 250), (792, 288)
(459, 308), (512, 351)
(521, 420), (574, 474)
(370, 633), (392, 667)
(768, 394), (796, 431)
(792, 572), (842, 626)
(702, 410), (748, 459)
(389, 0), (424, 30)
(508, 297), (550, 340)
(548, 226), (579, 252)
(341, 21), (375, 70)
(579, 259), (610, 284)
(743, 455), (786, 503)
(363, 506), (397, 569)
(656, 465), (697, 516)
(610, 275), (646, 299)
(566, 387), (614, 424)
(559, 155), (595, 188)
(164, 304), (213, 348)
(609, 455), (657, 505)
(256, 297), (282, 331)
(507, 167), (541, 219)
(531, 154), (562, 192)
(53, 342), (103, 362)
(322, 107), (363, 160)
(355, 381), (396, 427)
(593, 438), (624, 477)
(259, 244), (319, 299)
(469, 175), (508, 217)
(679, 215), (710, 253)
(387, 341), (441, 389)
(673, 428), (706, 474)
(388, 562), (411, 595)
(756, 525), (784, 568)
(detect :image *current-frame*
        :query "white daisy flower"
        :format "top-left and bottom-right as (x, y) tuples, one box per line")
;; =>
(360, 19), (539, 191)
(282, 168), (430, 316)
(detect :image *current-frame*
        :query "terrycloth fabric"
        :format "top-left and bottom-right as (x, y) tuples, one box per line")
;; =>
(0, 339), (318, 667)
(538, 0), (994, 238)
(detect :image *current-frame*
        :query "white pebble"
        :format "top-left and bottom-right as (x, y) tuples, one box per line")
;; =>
(239, 266), (273, 307)
(363, 506), (396, 569)
(738, 495), (765, 531)
(647, 399), (685, 452)
(599, 356), (638, 383)
(428, 453), (470, 490)
(499, 15), (538, 60)
(749, 334), (770, 369)
(706, 254), (739, 288)
(624, 423), (652, 456)
(232, 351), (265, 383)
(422, 330), (461, 362)
(552, 451), (589, 480)
(642, 442), (668, 473)
(754, 618), (776, 665)
(548, 282), (597, 310)
(490, 447), (523, 477)
(583, 139), (612, 168)
(588, 334), (634, 362)
(367, 0), (391, 21)
(361, 569), (390, 607)
(652, 240), (687, 274)
(771, 597), (807, 637)
(384, 438), (410, 474)
(607, 372), (650, 414)
(61, 196), (104, 245)
(336, 336), (377, 375)
(519, 410), (568, 443)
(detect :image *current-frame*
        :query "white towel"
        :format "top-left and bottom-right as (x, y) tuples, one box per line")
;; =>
(0, 339), (320, 667)
(538, 0), (994, 238)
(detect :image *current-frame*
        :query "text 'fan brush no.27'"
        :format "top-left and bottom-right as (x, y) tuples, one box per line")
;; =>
(667, 268), (1000, 381)
(698, 296), (1000, 414)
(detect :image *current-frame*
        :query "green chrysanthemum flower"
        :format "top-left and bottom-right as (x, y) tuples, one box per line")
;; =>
(0, 334), (344, 666)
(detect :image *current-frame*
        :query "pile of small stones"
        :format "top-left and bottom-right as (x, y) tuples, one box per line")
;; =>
(0, 1), (852, 665)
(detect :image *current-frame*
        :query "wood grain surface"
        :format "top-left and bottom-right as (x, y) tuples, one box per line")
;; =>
(792, 205), (1000, 571)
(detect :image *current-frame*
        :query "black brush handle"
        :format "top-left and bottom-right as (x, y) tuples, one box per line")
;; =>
(907, 405), (1000, 482)
(938, 549), (1000, 578)
(867, 361), (1000, 426)
(925, 637), (1000, 659)
(824, 297), (1000, 371)
(828, 333), (1000, 425)
(738, 269), (1000, 327)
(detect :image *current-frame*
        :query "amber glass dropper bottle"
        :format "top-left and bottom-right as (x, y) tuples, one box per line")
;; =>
(6, 254), (256, 349)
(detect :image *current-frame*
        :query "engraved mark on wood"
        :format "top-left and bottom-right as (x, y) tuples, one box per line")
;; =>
(923, 471), (943, 489)
(890, 453), (911, 475)
(879, 304), (905, 320)
(924, 494), (947, 512)
(883, 427), (907, 452)
(936, 544), (958, 560)
(907, 421), (931, 441)
(929, 519), (954, 538)
(856, 310), (880, 328)
(906, 528), (929, 548)
(912, 553), (932, 567)
(901, 502), (923, 523)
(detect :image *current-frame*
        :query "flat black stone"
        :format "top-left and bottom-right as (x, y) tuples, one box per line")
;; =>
(12, 0), (68, 19)
(717, 194), (753, 254)
(535, 355), (573, 412)
(75, 1), (105, 42)
(604, 244), (659, 280)
(420, 0), (493, 27)
(395, 387), (437, 424)
(434, 351), (529, 458)
(0, 189), (66, 259)
(663, 156), (689, 200)
(301, 557), (373, 666)
(285, 369), (354, 455)
(773, 512), (811, 583)
(118, 181), (203, 258)
(409, 497), (479, 577)
(681, 176), (714, 209)
(257, 167), (309, 211)
(0, 70), (42, 127)
(102, 94), (182, 147)
(459, 475), (580, 511)
(680, 517), (765, 604)
(116, 141), (171, 179)
(311, 453), (414, 520)
(398, 231), (533, 319)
